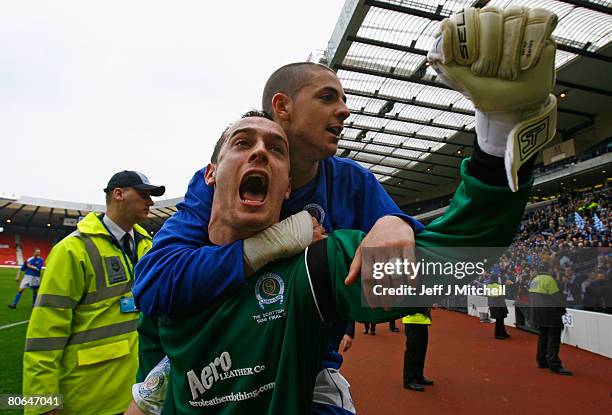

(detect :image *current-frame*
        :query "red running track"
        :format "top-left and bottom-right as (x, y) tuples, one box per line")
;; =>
(341, 309), (612, 415)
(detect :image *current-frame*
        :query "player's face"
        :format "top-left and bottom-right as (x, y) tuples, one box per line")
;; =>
(285, 69), (350, 162)
(33, 249), (40, 257)
(121, 187), (154, 223)
(208, 117), (290, 234)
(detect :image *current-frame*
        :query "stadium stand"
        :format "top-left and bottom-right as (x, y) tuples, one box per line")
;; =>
(20, 234), (52, 262)
(470, 185), (611, 323)
(406, 137), (612, 220)
(412, 140), (611, 224)
(533, 137), (612, 177)
(0, 232), (17, 265)
(0, 195), (181, 247)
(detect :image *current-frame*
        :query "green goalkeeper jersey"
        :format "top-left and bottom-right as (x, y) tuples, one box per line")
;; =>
(145, 161), (532, 414)
(159, 230), (366, 415)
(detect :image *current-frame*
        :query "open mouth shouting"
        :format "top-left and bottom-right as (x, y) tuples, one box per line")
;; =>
(326, 125), (343, 140)
(239, 171), (269, 207)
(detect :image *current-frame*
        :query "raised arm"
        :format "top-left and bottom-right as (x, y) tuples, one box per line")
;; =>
(418, 149), (532, 249)
(306, 151), (533, 323)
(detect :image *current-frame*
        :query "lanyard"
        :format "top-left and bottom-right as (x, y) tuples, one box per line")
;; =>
(99, 217), (136, 282)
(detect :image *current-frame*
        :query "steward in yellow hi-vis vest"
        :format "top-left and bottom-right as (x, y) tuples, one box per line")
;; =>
(487, 276), (510, 340)
(23, 170), (164, 414)
(402, 311), (432, 325)
(527, 256), (572, 376)
(402, 308), (433, 392)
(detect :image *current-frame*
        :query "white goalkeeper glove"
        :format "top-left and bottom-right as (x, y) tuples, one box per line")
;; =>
(427, 6), (558, 191)
(132, 356), (170, 415)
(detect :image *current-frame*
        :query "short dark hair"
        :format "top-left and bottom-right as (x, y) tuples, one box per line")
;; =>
(261, 62), (336, 116)
(210, 110), (274, 163)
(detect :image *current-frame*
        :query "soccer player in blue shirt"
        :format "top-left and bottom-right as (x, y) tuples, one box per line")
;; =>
(134, 62), (421, 320)
(134, 62), (421, 415)
(9, 248), (44, 308)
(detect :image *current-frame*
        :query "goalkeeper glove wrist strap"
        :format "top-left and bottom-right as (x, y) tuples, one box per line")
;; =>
(505, 94), (557, 191)
(475, 94), (556, 191)
(469, 140), (535, 187)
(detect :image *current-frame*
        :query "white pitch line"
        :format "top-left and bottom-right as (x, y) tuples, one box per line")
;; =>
(0, 320), (29, 330)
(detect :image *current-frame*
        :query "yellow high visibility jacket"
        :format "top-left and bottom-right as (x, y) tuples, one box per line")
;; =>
(487, 282), (503, 296)
(402, 310), (432, 325)
(23, 212), (152, 415)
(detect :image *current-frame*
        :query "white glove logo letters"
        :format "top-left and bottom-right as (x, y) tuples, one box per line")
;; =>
(518, 120), (548, 161)
(522, 40), (534, 61)
(455, 12), (469, 60)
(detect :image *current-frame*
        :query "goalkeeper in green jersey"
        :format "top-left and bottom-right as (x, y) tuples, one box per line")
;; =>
(130, 106), (532, 414)
(129, 5), (559, 414)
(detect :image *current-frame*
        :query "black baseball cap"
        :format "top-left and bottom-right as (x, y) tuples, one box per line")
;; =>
(104, 171), (165, 197)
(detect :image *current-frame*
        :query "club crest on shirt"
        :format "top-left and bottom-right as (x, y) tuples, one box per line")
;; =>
(303, 203), (325, 224)
(255, 273), (285, 310)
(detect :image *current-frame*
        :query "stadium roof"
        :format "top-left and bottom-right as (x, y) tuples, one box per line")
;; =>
(0, 193), (181, 235)
(324, 0), (612, 204)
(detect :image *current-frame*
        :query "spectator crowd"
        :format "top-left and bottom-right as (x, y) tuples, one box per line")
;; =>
(477, 185), (611, 317)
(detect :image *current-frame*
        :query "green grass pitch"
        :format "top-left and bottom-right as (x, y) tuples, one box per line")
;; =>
(1, 266), (35, 415)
